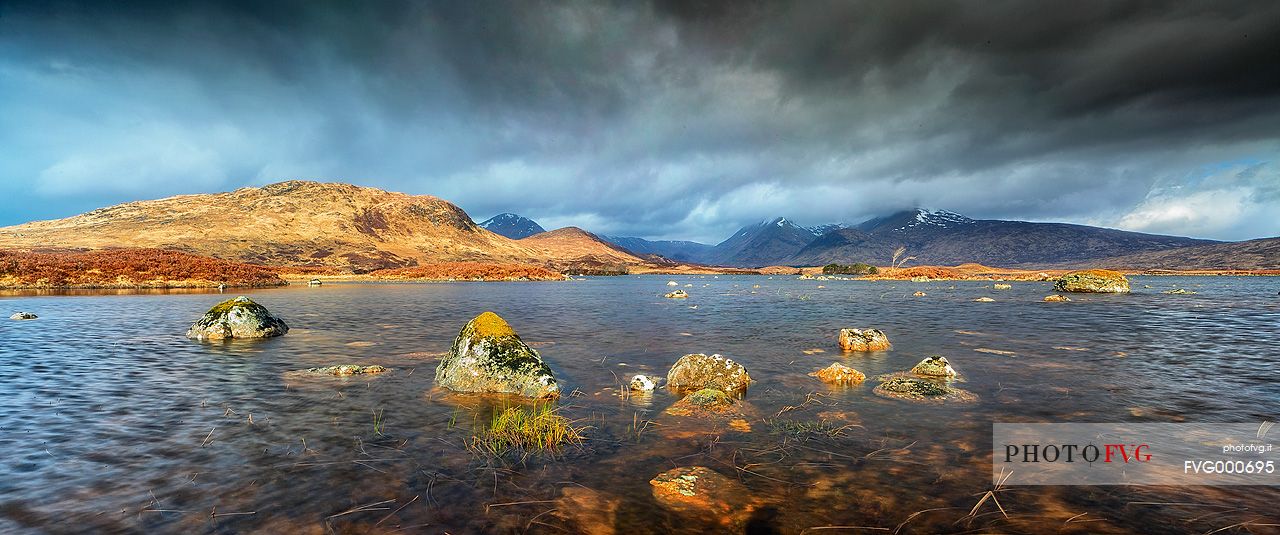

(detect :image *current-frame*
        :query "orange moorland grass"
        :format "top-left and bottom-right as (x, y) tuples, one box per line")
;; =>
(879, 266), (962, 279)
(270, 264), (343, 276)
(0, 248), (285, 288)
(369, 262), (565, 281)
(859, 263), (1068, 281)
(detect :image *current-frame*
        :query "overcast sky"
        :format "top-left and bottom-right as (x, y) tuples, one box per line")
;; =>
(2, 0), (1278, 243)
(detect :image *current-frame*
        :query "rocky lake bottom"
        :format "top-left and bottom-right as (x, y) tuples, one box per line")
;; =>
(1, 275), (1278, 534)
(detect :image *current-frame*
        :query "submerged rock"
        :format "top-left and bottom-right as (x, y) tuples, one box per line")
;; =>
(1043, 294), (1071, 302)
(873, 377), (977, 403)
(838, 328), (891, 351)
(650, 467), (755, 528)
(974, 297), (995, 302)
(434, 311), (559, 398)
(629, 374), (658, 391)
(810, 363), (866, 385)
(877, 377), (946, 396)
(667, 280), (679, 286)
(1163, 289), (1197, 295)
(186, 296), (288, 340)
(910, 356), (958, 378)
(665, 289), (689, 299)
(307, 364), (388, 376)
(9, 312), (37, 320)
(666, 353), (751, 393)
(1054, 269), (1130, 293)
(664, 388), (737, 416)
(993, 283), (1012, 290)
(913, 291), (927, 297)
(555, 487), (621, 535)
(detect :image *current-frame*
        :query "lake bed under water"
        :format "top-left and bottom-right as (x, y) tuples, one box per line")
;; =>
(1, 275), (1278, 534)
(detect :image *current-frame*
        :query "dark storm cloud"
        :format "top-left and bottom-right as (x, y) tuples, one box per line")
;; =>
(1, 0), (1278, 241)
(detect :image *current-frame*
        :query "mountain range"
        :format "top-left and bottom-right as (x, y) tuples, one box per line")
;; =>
(1, 182), (1274, 272)
(597, 208), (1244, 268)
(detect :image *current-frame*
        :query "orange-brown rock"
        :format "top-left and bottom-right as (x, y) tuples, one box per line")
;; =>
(809, 363), (866, 385)
(649, 467), (755, 528)
(554, 487), (620, 535)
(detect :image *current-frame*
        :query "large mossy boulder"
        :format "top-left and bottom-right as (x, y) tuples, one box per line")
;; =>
(666, 353), (751, 393)
(1054, 270), (1130, 293)
(434, 311), (559, 398)
(186, 296), (288, 340)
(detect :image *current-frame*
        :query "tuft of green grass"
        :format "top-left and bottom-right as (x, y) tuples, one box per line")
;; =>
(470, 404), (585, 453)
(627, 411), (654, 442)
(372, 408), (386, 436)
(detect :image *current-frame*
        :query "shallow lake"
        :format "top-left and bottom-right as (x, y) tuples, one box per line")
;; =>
(1, 275), (1278, 533)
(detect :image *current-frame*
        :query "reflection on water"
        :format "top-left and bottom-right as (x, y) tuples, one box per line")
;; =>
(1, 276), (1278, 533)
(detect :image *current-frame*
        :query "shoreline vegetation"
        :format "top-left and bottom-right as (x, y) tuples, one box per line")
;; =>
(1, 247), (1276, 289)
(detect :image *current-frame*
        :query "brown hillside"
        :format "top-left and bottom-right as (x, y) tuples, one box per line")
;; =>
(369, 262), (565, 281)
(0, 181), (652, 272)
(519, 227), (658, 272)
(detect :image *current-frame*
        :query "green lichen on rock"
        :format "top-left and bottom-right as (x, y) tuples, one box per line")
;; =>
(435, 311), (559, 398)
(307, 365), (389, 376)
(879, 377), (948, 396)
(873, 375), (977, 403)
(666, 353), (751, 394)
(910, 355), (958, 378)
(1054, 270), (1130, 293)
(664, 388), (740, 417)
(186, 296), (288, 340)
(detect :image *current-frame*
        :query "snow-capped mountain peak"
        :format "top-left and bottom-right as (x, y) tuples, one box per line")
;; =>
(805, 223), (846, 236)
(892, 209), (974, 231)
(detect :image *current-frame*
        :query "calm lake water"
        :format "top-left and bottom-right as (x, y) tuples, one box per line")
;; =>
(1, 276), (1278, 534)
